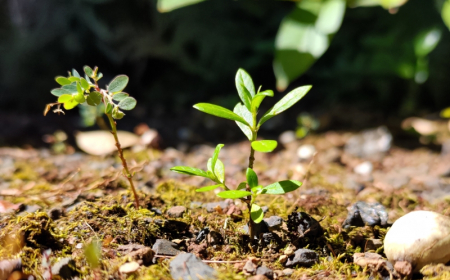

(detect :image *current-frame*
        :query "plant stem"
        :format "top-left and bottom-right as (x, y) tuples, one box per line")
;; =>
(106, 113), (140, 208)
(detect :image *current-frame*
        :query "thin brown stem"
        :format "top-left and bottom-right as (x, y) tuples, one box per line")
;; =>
(106, 113), (140, 208)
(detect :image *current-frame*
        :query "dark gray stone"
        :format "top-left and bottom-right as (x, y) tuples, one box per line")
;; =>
(51, 258), (78, 279)
(242, 222), (269, 239)
(152, 239), (181, 256)
(256, 266), (274, 279)
(169, 253), (217, 280)
(287, 212), (323, 238)
(343, 201), (388, 229)
(264, 216), (283, 231)
(285, 249), (319, 267)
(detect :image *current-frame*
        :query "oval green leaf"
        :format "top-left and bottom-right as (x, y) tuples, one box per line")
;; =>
(72, 69), (81, 78)
(196, 184), (222, 193)
(250, 204), (264, 223)
(251, 140), (278, 153)
(118, 97), (137, 111)
(108, 75), (129, 94)
(68, 76), (80, 83)
(193, 103), (249, 126)
(235, 69), (254, 110)
(214, 159), (225, 183)
(258, 86), (312, 127)
(63, 99), (79, 110)
(233, 103), (253, 140)
(112, 92), (129, 101)
(246, 168), (258, 188)
(58, 94), (73, 103)
(80, 78), (90, 91)
(74, 90), (86, 103)
(55, 76), (71, 86)
(216, 190), (252, 199)
(211, 144), (224, 174)
(237, 182), (247, 190)
(170, 166), (209, 178)
(51, 88), (70, 97)
(262, 180), (302, 195)
(62, 83), (78, 94)
(84, 66), (94, 77)
(251, 90), (274, 112)
(86, 91), (102, 106)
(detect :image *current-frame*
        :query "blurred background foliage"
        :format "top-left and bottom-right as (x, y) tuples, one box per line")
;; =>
(1, 0), (450, 123)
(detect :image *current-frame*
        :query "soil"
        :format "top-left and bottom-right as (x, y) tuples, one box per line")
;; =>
(1, 129), (450, 280)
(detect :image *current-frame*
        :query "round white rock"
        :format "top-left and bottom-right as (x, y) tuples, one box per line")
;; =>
(384, 210), (450, 272)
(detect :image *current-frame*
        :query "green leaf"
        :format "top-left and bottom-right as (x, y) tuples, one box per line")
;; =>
(112, 92), (129, 101)
(97, 73), (103, 80)
(251, 90), (274, 112)
(251, 140), (278, 153)
(214, 159), (225, 183)
(58, 94), (73, 103)
(237, 182), (247, 190)
(274, 0), (345, 90)
(62, 83), (78, 94)
(193, 103), (249, 126)
(252, 185), (263, 193)
(196, 184), (222, 193)
(105, 103), (113, 114)
(250, 204), (264, 223)
(55, 76), (71, 86)
(258, 86), (312, 127)
(80, 78), (90, 91)
(414, 28), (442, 57)
(235, 68), (255, 110)
(441, 107), (450, 118)
(63, 99), (79, 110)
(74, 90), (86, 103)
(84, 239), (101, 269)
(118, 97), (137, 111)
(246, 168), (258, 188)
(157, 0), (205, 12)
(86, 91), (102, 106)
(84, 66), (94, 77)
(262, 180), (302, 195)
(76, 82), (83, 95)
(112, 107), (125, 119)
(108, 75), (129, 94)
(217, 190), (252, 199)
(233, 103), (253, 140)
(443, 0), (450, 30)
(51, 88), (70, 97)
(211, 144), (224, 174)
(68, 76), (80, 83)
(170, 166), (209, 178)
(72, 69), (81, 78)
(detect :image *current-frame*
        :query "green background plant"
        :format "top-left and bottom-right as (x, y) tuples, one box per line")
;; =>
(171, 68), (311, 239)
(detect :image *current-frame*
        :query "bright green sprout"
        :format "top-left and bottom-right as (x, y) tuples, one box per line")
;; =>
(171, 68), (312, 239)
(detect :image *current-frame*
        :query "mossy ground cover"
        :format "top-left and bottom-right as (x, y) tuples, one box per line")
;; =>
(0, 132), (449, 279)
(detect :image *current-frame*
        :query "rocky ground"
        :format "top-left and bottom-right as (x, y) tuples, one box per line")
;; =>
(1, 126), (450, 280)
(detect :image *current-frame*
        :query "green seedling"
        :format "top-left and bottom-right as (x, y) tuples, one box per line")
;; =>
(44, 66), (140, 208)
(171, 68), (312, 239)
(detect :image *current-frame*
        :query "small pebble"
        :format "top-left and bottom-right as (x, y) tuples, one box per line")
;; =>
(285, 249), (319, 267)
(279, 130), (296, 145)
(167, 206), (187, 218)
(354, 161), (373, 175)
(282, 268), (294, 276)
(243, 260), (257, 275)
(119, 262), (140, 274)
(297, 145), (316, 160)
(256, 266), (274, 280)
(264, 216), (283, 231)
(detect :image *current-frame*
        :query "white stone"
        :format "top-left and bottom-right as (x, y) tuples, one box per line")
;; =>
(279, 131), (296, 145)
(297, 145), (316, 160)
(119, 261), (140, 274)
(354, 161), (373, 175)
(384, 210), (450, 272)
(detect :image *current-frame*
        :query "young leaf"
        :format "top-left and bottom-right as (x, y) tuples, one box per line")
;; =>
(250, 204), (264, 223)
(63, 99), (79, 110)
(51, 88), (70, 97)
(97, 72), (104, 80)
(80, 78), (90, 91)
(76, 82), (83, 95)
(105, 103), (113, 114)
(112, 92), (129, 101)
(196, 184), (222, 193)
(68, 76), (80, 83)
(108, 75), (129, 94)
(55, 76), (71, 86)
(262, 180), (302, 195)
(72, 69), (81, 78)
(233, 103), (253, 140)
(58, 94), (73, 103)
(84, 66), (94, 77)
(237, 182), (247, 190)
(62, 83), (78, 94)
(118, 97), (137, 111)
(235, 69), (254, 110)
(251, 185), (263, 192)
(193, 103), (249, 126)
(211, 144), (224, 173)
(170, 166), (209, 178)
(112, 107), (125, 119)
(214, 159), (225, 183)
(258, 86), (312, 127)
(217, 190), (252, 199)
(246, 168), (258, 188)
(74, 90), (86, 103)
(86, 91), (102, 106)
(251, 90), (274, 112)
(251, 140), (278, 153)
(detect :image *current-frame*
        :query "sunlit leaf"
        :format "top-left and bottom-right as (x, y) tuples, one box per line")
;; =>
(157, 0), (205, 12)
(112, 92), (129, 101)
(62, 83), (78, 94)
(196, 184), (222, 192)
(193, 103), (249, 125)
(118, 97), (137, 111)
(246, 168), (258, 188)
(55, 76), (71, 86)
(443, 0), (450, 30)
(237, 182), (247, 190)
(72, 69), (81, 78)
(262, 180), (302, 195)
(63, 99), (79, 110)
(251, 140), (278, 153)
(58, 94), (73, 103)
(74, 90), (86, 103)
(68, 76), (80, 83)
(108, 75), (129, 94)
(214, 159), (225, 183)
(80, 78), (90, 91)
(84, 66), (94, 77)
(170, 166), (209, 178)
(211, 144), (224, 174)
(51, 88), (70, 97)
(258, 86), (312, 127)
(216, 190), (252, 199)
(251, 90), (274, 112)
(233, 103), (253, 140)
(250, 204), (264, 223)
(235, 68), (255, 110)
(84, 239), (101, 268)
